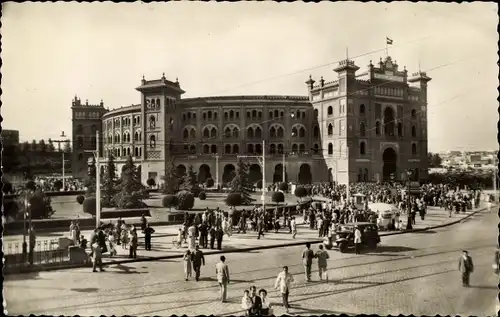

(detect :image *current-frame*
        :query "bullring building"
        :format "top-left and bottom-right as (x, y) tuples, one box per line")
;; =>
(71, 55), (430, 185)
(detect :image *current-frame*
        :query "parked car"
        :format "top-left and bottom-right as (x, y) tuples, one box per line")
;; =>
(323, 222), (381, 253)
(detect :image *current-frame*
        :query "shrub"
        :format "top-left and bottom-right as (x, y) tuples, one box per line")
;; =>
(205, 178), (214, 188)
(146, 178), (156, 187)
(53, 180), (63, 191)
(162, 194), (179, 209)
(76, 195), (85, 205)
(225, 192), (242, 206)
(278, 182), (289, 192)
(175, 190), (195, 210)
(272, 191), (285, 204)
(83, 197), (97, 216)
(256, 179), (263, 189)
(28, 192), (55, 219)
(25, 180), (36, 191)
(191, 187), (203, 198)
(198, 191), (207, 200)
(3, 181), (14, 194)
(294, 186), (308, 199)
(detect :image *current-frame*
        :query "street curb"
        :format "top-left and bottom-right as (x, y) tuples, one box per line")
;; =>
(4, 205), (490, 274)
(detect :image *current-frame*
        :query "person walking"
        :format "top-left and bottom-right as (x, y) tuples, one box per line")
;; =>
(209, 226), (216, 249)
(354, 225), (362, 254)
(91, 240), (105, 272)
(458, 250), (474, 287)
(183, 249), (192, 281)
(215, 255), (230, 302)
(129, 227), (138, 258)
(216, 226), (224, 250)
(315, 244), (330, 281)
(291, 216), (297, 239)
(144, 224), (155, 251)
(191, 244), (205, 281)
(274, 266), (294, 314)
(302, 242), (314, 282)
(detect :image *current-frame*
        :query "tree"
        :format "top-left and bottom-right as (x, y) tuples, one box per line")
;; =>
(39, 139), (47, 152)
(294, 186), (308, 199)
(31, 140), (38, 151)
(272, 191), (285, 204)
(101, 155), (118, 207)
(47, 139), (56, 152)
(230, 159), (253, 205)
(21, 141), (30, 153)
(162, 194), (178, 211)
(86, 157), (97, 195)
(428, 152), (443, 168)
(162, 160), (179, 194)
(146, 178), (156, 188)
(114, 155), (146, 209)
(63, 140), (71, 153)
(180, 165), (198, 193)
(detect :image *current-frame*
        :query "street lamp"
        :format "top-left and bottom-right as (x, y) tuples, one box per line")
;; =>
(22, 194), (30, 262)
(53, 131), (70, 191)
(406, 169), (413, 230)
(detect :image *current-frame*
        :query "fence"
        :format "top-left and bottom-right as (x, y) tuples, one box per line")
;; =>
(3, 239), (70, 271)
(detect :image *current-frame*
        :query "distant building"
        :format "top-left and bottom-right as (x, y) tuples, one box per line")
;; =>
(1, 129), (20, 146)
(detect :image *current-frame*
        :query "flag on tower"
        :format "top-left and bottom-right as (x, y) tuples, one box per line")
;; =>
(386, 37), (393, 45)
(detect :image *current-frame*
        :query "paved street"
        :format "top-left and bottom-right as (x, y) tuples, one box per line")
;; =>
(4, 210), (497, 316)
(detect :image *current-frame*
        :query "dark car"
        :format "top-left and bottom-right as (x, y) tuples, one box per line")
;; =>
(323, 222), (381, 253)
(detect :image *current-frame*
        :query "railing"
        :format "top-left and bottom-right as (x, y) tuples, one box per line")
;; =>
(4, 239), (70, 271)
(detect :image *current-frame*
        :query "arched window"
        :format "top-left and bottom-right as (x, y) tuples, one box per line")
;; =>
(255, 143), (262, 154)
(360, 141), (366, 155)
(292, 127), (298, 137)
(247, 111), (251, 118)
(127, 148), (131, 156)
(277, 127), (284, 138)
(252, 110), (257, 118)
(328, 143), (333, 155)
(210, 128), (217, 138)
(183, 129), (189, 139)
(270, 127), (276, 138)
(135, 131), (140, 141)
(292, 144), (298, 152)
(203, 113), (207, 120)
(299, 127), (305, 138)
(149, 115), (156, 129)
(233, 128), (239, 138)
(398, 123), (403, 136)
(269, 111), (273, 119)
(247, 144), (254, 154)
(233, 144), (239, 154)
(277, 144), (284, 154)
(229, 110), (234, 119)
(190, 129), (196, 139)
(412, 143), (417, 155)
(274, 110), (279, 118)
(211, 145), (217, 154)
(203, 128), (210, 138)
(327, 124), (333, 135)
(313, 143), (319, 153)
(314, 109), (318, 117)
(135, 147), (139, 157)
(224, 112), (228, 120)
(359, 104), (366, 115)
(247, 127), (254, 138)
(182, 114), (186, 121)
(208, 111), (212, 120)
(313, 126), (320, 138)
(214, 112), (218, 120)
(255, 127), (262, 138)
(225, 145), (232, 154)
(225, 127), (231, 138)
(412, 125), (417, 138)
(360, 122), (366, 137)
(156, 98), (160, 109)
(327, 106), (333, 115)
(203, 144), (210, 154)
(258, 111), (262, 119)
(411, 109), (416, 118)
(299, 144), (305, 153)
(187, 113), (192, 119)
(375, 121), (381, 136)
(149, 135), (156, 148)
(270, 144), (276, 154)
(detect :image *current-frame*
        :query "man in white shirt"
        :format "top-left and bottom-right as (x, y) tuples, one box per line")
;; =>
(274, 266), (294, 314)
(354, 226), (362, 254)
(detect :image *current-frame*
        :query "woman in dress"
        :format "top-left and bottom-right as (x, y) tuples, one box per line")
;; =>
(241, 289), (252, 317)
(183, 249), (192, 281)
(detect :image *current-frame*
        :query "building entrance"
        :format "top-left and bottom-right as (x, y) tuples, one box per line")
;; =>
(382, 148), (397, 181)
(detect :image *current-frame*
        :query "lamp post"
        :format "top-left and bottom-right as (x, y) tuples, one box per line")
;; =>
(22, 193), (30, 263)
(406, 169), (413, 230)
(53, 131), (70, 191)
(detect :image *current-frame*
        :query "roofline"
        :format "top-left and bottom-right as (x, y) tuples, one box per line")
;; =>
(102, 105), (141, 119)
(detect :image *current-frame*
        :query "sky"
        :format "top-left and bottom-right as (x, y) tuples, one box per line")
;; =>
(1, 2), (498, 152)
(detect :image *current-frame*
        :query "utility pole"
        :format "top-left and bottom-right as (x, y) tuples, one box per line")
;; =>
(237, 140), (266, 209)
(213, 154), (220, 189)
(494, 153), (498, 203)
(282, 152), (286, 183)
(85, 130), (101, 228)
(53, 131), (70, 191)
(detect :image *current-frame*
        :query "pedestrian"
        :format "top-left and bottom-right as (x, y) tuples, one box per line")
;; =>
(144, 224), (155, 251)
(274, 266), (294, 314)
(291, 216), (297, 239)
(91, 240), (105, 272)
(259, 289), (272, 316)
(191, 244), (205, 281)
(215, 255), (230, 303)
(216, 226), (224, 250)
(458, 250), (474, 287)
(241, 290), (252, 317)
(257, 217), (264, 239)
(209, 226), (216, 249)
(354, 225), (362, 254)
(188, 224), (196, 250)
(129, 227), (138, 258)
(248, 286), (262, 316)
(315, 244), (330, 281)
(183, 249), (192, 281)
(301, 242), (314, 282)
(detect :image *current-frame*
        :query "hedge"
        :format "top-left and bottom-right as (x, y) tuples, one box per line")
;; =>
(162, 195), (179, 208)
(278, 182), (289, 192)
(294, 186), (308, 198)
(225, 192), (243, 206)
(198, 191), (207, 200)
(176, 191), (195, 210)
(271, 191), (285, 204)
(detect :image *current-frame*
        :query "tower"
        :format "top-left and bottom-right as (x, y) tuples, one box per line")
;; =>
(71, 96), (107, 178)
(136, 73), (185, 184)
